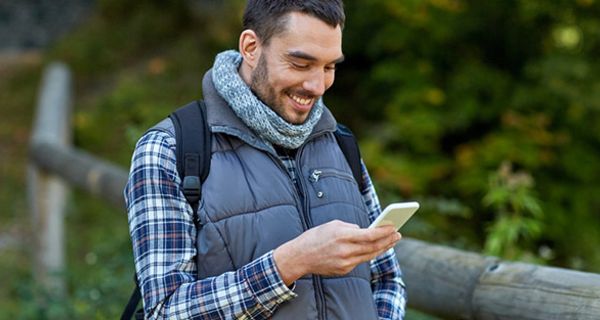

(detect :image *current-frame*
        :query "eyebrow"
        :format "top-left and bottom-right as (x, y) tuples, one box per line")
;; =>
(286, 50), (345, 65)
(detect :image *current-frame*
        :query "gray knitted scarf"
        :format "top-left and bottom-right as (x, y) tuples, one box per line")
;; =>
(211, 50), (324, 149)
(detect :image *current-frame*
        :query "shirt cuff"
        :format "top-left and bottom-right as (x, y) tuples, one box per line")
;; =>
(242, 251), (297, 313)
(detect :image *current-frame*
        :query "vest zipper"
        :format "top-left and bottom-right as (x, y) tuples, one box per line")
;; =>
(267, 153), (310, 231)
(294, 146), (327, 320)
(268, 131), (331, 320)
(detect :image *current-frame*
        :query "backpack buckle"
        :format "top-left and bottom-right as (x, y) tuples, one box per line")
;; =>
(182, 176), (201, 203)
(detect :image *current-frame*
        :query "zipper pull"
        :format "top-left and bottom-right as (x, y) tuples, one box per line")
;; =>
(310, 170), (322, 183)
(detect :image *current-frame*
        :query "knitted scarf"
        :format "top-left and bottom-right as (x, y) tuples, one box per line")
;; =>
(211, 50), (324, 149)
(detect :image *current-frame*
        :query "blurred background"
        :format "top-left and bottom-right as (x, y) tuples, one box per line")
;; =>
(1, 0), (599, 318)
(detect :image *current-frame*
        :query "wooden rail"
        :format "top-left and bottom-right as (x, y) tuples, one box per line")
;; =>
(395, 239), (600, 319)
(29, 63), (600, 319)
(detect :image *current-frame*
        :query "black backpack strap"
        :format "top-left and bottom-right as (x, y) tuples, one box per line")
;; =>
(121, 276), (145, 320)
(169, 100), (211, 215)
(121, 101), (211, 320)
(334, 123), (366, 192)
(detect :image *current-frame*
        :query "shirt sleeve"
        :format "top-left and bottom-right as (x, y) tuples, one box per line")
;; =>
(124, 130), (296, 319)
(361, 160), (408, 320)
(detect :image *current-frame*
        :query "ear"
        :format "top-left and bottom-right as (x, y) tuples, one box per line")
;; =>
(239, 29), (261, 69)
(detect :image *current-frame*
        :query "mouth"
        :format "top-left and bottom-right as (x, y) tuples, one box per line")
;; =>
(287, 93), (314, 109)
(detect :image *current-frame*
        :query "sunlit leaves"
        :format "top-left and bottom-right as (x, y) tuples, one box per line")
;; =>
(483, 162), (543, 260)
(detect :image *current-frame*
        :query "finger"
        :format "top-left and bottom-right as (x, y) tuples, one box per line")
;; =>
(324, 222), (367, 241)
(347, 226), (398, 243)
(350, 238), (399, 264)
(347, 231), (400, 257)
(346, 250), (388, 269)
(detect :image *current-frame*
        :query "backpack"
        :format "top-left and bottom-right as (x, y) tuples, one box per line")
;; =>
(121, 100), (365, 320)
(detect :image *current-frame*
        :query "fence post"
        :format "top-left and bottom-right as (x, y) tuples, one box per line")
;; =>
(27, 62), (72, 297)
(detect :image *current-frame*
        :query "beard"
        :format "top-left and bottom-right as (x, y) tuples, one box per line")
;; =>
(250, 54), (283, 118)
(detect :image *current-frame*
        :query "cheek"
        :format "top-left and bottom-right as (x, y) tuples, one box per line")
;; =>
(272, 71), (302, 91)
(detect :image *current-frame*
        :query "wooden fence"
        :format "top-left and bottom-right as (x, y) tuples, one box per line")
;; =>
(28, 63), (600, 319)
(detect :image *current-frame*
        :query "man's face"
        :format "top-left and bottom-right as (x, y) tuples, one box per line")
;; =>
(250, 12), (344, 124)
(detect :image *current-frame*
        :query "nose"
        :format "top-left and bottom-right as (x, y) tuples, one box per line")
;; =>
(303, 70), (328, 96)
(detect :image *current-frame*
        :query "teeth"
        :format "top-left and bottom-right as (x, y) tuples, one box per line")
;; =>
(289, 94), (313, 106)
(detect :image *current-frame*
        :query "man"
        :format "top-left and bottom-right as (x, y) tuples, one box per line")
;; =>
(125, 0), (406, 319)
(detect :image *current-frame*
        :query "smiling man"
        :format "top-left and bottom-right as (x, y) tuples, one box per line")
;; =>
(125, 1), (406, 319)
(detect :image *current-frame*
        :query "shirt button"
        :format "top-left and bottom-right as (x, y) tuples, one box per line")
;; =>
(317, 191), (324, 198)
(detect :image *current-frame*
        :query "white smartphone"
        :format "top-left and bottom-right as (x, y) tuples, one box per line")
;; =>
(368, 202), (420, 230)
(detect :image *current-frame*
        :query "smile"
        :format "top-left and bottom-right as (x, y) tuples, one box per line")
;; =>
(288, 93), (314, 106)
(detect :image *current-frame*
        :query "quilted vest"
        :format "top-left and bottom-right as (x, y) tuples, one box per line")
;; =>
(160, 71), (379, 319)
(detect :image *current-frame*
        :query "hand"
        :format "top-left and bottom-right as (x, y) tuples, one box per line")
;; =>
(273, 220), (401, 285)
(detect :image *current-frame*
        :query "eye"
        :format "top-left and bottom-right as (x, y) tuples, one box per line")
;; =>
(291, 62), (310, 70)
(325, 65), (337, 72)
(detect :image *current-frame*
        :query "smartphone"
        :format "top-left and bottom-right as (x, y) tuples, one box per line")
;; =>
(368, 202), (420, 230)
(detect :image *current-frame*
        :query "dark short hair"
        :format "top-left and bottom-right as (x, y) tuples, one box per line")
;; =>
(242, 0), (345, 46)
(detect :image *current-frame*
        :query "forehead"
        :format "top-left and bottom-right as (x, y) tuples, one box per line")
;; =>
(268, 12), (343, 62)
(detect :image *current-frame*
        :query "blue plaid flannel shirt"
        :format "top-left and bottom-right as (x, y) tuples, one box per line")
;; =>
(125, 130), (407, 319)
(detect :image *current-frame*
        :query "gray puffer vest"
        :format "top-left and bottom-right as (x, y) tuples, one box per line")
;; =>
(157, 71), (378, 319)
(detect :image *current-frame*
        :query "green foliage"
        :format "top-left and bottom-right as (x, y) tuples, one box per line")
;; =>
(483, 162), (543, 261)
(330, 0), (600, 270)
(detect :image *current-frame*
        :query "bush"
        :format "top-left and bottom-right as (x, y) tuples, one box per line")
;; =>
(329, 0), (600, 271)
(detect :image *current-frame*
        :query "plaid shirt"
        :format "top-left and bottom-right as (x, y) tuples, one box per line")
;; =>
(125, 130), (407, 319)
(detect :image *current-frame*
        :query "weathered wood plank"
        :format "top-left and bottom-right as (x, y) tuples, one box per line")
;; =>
(473, 262), (600, 320)
(395, 239), (600, 319)
(395, 238), (496, 319)
(29, 141), (128, 209)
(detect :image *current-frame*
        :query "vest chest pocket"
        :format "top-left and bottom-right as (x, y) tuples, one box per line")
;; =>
(308, 168), (358, 199)
(306, 167), (369, 227)
(309, 167), (357, 192)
